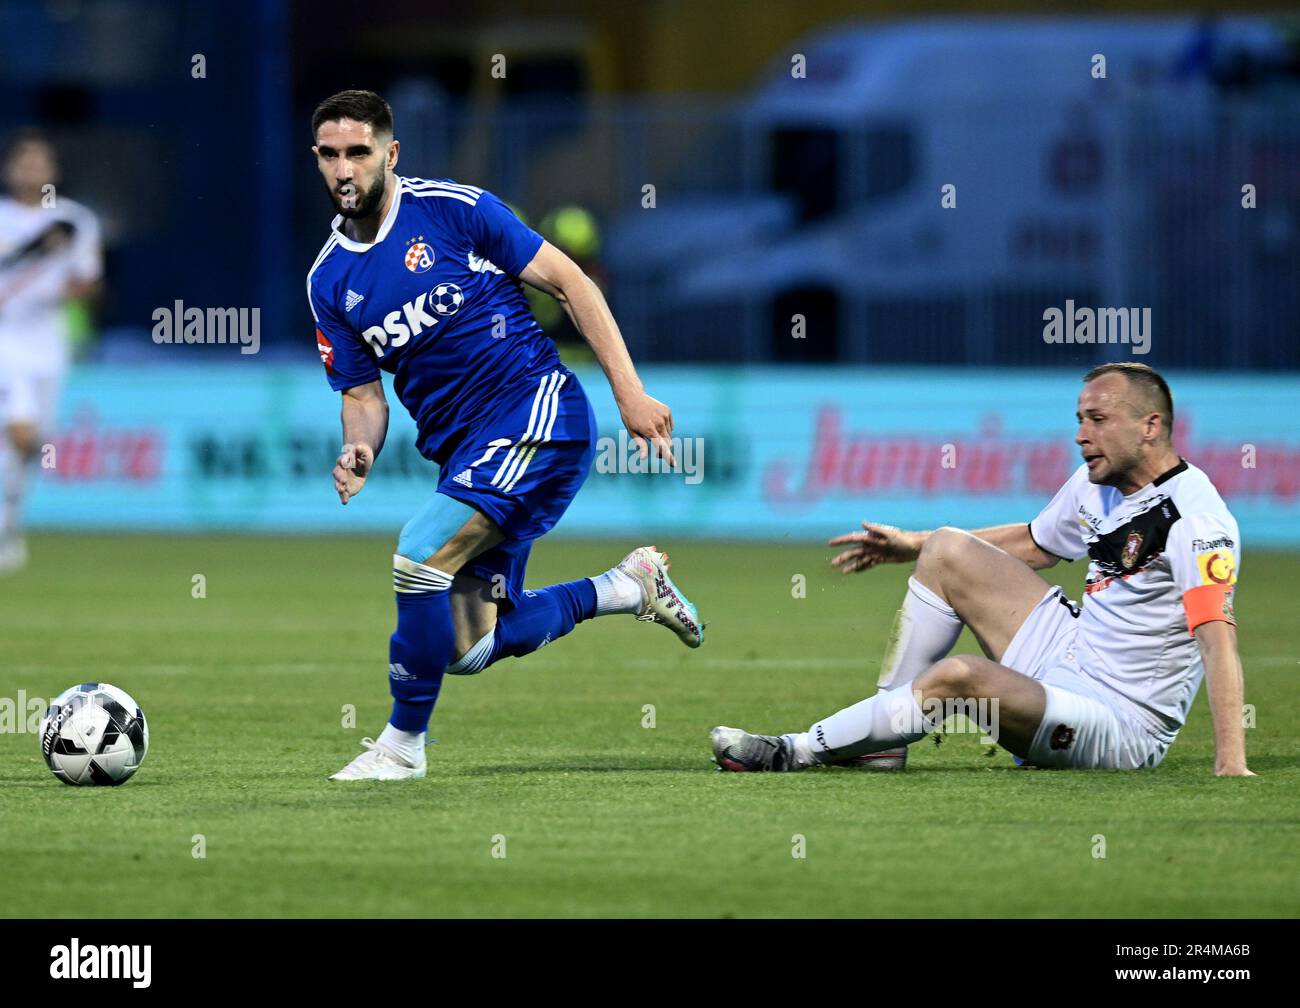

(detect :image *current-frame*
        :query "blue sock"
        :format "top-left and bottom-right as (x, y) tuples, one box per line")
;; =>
(488, 579), (597, 665)
(388, 557), (456, 732)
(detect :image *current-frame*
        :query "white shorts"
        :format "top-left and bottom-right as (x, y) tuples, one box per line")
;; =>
(0, 363), (64, 430)
(1001, 586), (1169, 770)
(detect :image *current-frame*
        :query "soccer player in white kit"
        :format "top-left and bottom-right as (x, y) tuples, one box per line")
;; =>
(0, 130), (102, 572)
(713, 364), (1254, 777)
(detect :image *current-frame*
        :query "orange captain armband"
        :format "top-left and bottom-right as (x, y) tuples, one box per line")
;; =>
(1183, 584), (1237, 634)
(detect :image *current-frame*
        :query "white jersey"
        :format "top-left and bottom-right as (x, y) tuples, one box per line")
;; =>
(1029, 459), (1240, 742)
(0, 195), (102, 370)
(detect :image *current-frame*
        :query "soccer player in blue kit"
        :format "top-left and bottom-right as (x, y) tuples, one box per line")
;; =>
(306, 91), (703, 780)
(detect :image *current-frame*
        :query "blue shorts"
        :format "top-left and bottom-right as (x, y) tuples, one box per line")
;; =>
(406, 367), (596, 608)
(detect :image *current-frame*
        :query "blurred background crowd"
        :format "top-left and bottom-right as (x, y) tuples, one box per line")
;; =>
(2, 0), (1298, 548)
(5, 0), (1300, 368)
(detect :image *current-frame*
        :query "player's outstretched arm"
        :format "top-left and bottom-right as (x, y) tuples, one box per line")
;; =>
(519, 240), (675, 465)
(829, 521), (1059, 574)
(334, 379), (389, 505)
(829, 522), (924, 573)
(1195, 620), (1254, 777)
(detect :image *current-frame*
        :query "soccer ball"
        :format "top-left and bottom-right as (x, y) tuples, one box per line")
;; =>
(40, 683), (149, 786)
(431, 283), (464, 316)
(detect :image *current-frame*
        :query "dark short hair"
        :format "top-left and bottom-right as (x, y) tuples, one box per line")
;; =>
(1083, 362), (1174, 435)
(311, 90), (394, 140)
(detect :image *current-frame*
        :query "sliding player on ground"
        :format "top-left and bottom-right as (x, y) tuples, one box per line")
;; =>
(0, 130), (102, 573)
(307, 91), (702, 780)
(712, 364), (1252, 777)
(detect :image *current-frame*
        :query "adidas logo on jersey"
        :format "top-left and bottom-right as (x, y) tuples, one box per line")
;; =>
(344, 289), (365, 312)
(452, 469), (474, 488)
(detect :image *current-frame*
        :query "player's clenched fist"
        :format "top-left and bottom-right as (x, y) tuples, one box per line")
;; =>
(333, 442), (374, 505)
(829, 521), (925, 573)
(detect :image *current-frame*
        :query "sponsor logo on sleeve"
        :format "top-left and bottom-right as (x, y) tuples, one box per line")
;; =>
(1196, 551), (1236, 586)
(468, 251), (503, 274)
(1049, 724), (1076, 751)
(316, 328), (334, 369)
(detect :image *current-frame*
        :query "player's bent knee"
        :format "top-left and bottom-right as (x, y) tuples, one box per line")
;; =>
(396, 494), (479, 565)
(919, 654), (980, 696)
(7, 424), (40, 458)
(396, 518), (446, 565)
(917, 526), (965, 568)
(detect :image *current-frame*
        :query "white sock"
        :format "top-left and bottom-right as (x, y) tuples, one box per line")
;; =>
(781, 732), (819, 769)
(877, 576), (962, 690)
(447, 630), (495, 675)
(803, 683), (939, 763)
(590, 566), (643, 616)
(377, 723), (425, 763)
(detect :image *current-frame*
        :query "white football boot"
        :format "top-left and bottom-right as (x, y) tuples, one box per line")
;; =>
(329, 737), (426, 781)
(711, 727), (803, 772)
(617, 546), (704, 648)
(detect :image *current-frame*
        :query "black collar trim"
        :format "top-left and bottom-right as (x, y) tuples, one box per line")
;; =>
(1153, 458), (1188, 487)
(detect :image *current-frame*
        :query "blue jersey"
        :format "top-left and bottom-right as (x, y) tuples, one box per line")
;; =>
(307, 176), (562, 464)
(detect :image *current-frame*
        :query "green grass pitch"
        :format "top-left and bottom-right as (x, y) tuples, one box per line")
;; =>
(1, 534), (1295, 917)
